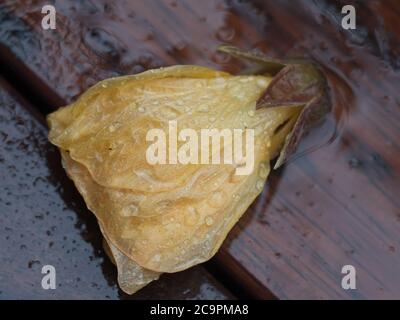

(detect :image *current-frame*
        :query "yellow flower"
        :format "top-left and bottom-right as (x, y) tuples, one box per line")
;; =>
(47, 46), (329, 294)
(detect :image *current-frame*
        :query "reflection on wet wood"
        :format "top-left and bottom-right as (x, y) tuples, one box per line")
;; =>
(0, 77), (234, 299)
(0, 0), (399, 299)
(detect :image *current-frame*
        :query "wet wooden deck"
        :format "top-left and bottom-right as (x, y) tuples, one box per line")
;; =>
(0, 0), (399, 299)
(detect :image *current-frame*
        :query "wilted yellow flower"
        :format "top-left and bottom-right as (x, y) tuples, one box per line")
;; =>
(47, 46), (329, 294)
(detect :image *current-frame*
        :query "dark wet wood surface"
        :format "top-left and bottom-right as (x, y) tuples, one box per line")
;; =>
(0, 0), (399, 299)
(0, 77), (234, 299)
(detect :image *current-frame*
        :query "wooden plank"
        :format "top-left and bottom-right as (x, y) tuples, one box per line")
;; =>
(0, 77), (234, 299)
(1, 0), (399, 299)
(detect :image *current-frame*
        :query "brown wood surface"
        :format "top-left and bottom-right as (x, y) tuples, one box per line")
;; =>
(0, 0), (399, 299)
(0, 76), (234, 299)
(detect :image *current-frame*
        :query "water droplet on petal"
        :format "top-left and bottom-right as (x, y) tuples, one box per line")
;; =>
(94, 153), (103, 162)
(215, 77), (226, 85)
(205, 216), (214, 226)
(257, 78), (268, 88)
(258, 162), (269, 178)
(256, 179), (264, 191)
(208, 191), (226, 208)
(200, 105), (209, 113)
(120, 203), (139, 217)
(151, 253), (161, 263)
(184, 207), (199, 226)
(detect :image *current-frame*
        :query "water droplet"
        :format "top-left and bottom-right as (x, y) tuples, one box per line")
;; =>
(184, 106), (192, 113)
(184, 207), (199, 226)
(94, 153), (103, 162)
(205, 216), (214, 226)
(257, 78), (268, 88)
(154, 201), (172, 215)
(215, 77), (226, 85)
(161, 217), (170, 226)
(348, 157), (362, 168)
(208, 191), (226, 208)
(152, 253), (161, 262)
(256, 179), (264, 191)
(120, 203), (139, 217)
(216, 26), (235, 42)
(200, 105), (209, 113)
(160, 107), (180, 120)
(258, 163), (269, 178)
(138, 106), (145, 113)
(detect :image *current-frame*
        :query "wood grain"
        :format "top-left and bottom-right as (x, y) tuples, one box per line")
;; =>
(0, 0), (399, 299)
(0, 77), (234, 299)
